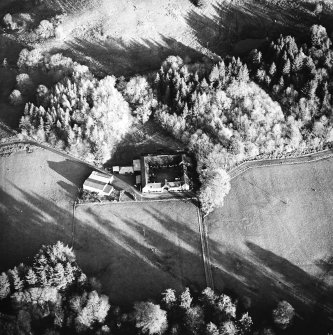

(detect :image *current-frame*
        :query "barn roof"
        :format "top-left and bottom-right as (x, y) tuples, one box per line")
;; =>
(83, 178), (106, 191)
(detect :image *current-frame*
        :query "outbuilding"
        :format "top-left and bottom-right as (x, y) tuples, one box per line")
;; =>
(119, 166), (134, 174)
(83, 171), (114, 196)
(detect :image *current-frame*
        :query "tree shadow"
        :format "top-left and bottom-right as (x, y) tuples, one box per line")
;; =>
(1, 177), (333, 333)
(208, 237), (333, 334)
(59, 34), (207, 77)
(47, 159), (92, 185)
(104, 120), (185, 167)
(186, 1), (325, 57)
(0, 186), (74, 272)
(57, 180), (78, 196)
(73, 201), (205, 307)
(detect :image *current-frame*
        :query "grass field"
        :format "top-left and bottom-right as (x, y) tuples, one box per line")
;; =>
(207, 157), (333, 332)
(74, 200), (205, 306)
(0, 147), (205, 306)
(0, 147), (92, 271)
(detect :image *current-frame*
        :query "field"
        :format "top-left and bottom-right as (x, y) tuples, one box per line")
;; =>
(74, 200), (205, 306)
(207, 157), (333, 332)
(0, 146), (205, 306)
(0, 147), (92, 271)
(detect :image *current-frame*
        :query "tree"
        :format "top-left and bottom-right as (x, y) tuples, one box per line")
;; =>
(16, 73), (34, 94)
(25, 269), (37, 286)
(272, 300), (295, 329)
(2, 13), (16, 30)
(268, 62), (276, 77)
(0, 272), (10, 299)
(35, 20), (55, 40)
(199, 169), (231, 216)
(180, 287), (192, 310)
(9, 89), (23, 105)
(206, 322), (219, 335)
(74, 291), (110, 333)
(161, 288), (177, 310)
(133, 302), (167, 335)
(282, 59), (291, 75)
(310, 25), (329, 48)
(220, 321), (237, 335)
(184, 306), (205, 335)
(238, 313), (253, 334)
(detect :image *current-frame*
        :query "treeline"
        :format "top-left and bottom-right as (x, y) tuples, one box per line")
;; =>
(247, 25), (333, 147)
(18, 51), (134, 164)
(0, 242), (297, 335)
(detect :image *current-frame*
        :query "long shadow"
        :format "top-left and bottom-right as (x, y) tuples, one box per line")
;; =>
(59, 34), (206, 77)
(2, 172), (333, 333)
(186, 1), (325, 57)
(47, 159), (92, 185)
(208, 236), (333, 334)
(0, 186), (74, 271)
(105, 120), (185, 167)
(73, 202), (206, 307)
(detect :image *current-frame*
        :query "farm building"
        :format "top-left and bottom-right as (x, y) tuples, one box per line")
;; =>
(119, 166), (134, 174)
(133, 159), (141, 171)
(136, 174), (141, 184)
(112, 166), (120, 173)
(141, 153), (190, 193)
(83, 171), (114, 195)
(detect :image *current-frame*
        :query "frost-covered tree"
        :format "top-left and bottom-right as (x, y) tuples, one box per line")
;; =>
(133, 302), (167, 335)
(272, 300), (295, 330)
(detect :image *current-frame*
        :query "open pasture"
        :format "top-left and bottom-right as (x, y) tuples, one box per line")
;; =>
(207, 157), (333, 332)
(74, 200), (205, 306)
(0, 147), (92, 271)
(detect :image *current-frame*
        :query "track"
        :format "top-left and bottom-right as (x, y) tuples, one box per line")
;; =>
(197, 206), (214, 289)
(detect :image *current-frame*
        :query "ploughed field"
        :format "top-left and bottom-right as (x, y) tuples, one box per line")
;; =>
(74, 200), (205, 306)
(207, 156), (333, 330)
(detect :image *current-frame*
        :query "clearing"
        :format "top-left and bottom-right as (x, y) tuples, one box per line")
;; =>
(207, 156), (333, 331)
(74, 200), (205, 306)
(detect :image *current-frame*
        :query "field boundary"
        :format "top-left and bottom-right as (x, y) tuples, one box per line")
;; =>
(229, 149), (333, 180)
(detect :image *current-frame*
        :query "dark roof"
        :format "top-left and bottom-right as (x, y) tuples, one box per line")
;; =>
(83, 178), (106, 191)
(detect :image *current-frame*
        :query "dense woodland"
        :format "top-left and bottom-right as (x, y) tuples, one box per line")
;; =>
(16, 51), (134, 164)
(247, 25), (333, 146)
(0, 242), (297, 335)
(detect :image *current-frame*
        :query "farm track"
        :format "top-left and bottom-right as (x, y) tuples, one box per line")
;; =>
(197, 207), (214, 289)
